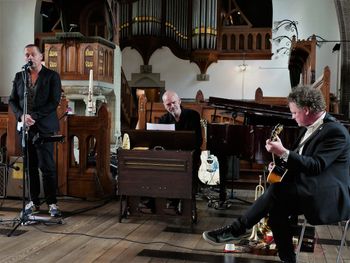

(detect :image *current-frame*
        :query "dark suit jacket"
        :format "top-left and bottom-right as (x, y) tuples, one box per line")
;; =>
(286, 113), (350, 224)
(9, 66), (62, 134)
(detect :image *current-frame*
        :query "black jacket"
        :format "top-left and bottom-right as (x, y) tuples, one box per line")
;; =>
(286, 113), (350, 224)
(9, 66), (62, 134)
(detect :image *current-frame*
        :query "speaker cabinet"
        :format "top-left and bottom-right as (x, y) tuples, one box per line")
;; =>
(6, 156), (44, 198)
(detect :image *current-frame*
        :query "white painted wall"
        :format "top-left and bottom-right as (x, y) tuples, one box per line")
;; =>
(122, 0), (340, 100)
(0, 0), (37, 97)
(0, 0), (341, 109)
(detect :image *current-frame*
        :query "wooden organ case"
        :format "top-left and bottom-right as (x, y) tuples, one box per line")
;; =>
(118, 130), (197, 223)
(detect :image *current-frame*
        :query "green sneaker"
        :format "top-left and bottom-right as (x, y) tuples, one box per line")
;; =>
(202, 220), (248, 245)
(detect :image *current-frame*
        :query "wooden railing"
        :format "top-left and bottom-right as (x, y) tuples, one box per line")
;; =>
(218, 27), (272, 60)
(255, 66), (334, 112)
(254, 87), (288, 106)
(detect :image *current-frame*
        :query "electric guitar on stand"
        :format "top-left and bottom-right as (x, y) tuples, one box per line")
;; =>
(198, 150), (220, 185)
(266, 124), (288, 184)
(198, 119), (220, 186)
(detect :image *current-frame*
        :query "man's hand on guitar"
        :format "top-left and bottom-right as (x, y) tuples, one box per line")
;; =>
(267, 162), (275, 172)
(265, 135), (287, 158)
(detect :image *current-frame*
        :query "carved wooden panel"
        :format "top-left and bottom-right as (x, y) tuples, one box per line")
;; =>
(44, 38), (114, 83)
(66, 104), (114, 199)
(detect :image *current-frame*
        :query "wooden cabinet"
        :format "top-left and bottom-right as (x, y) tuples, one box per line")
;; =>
(118, 149), (196, 223)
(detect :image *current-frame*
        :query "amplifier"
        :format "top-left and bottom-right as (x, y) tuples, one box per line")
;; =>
(6, 156), (44, 198)
(293, 224), (315, 253)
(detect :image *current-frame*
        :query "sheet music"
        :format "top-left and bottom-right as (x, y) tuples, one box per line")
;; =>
(146, 123), (175, 131)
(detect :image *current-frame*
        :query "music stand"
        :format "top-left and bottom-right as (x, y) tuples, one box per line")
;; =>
(223, 155), (252, 206)
(7, 69), (63, 237)
(205, 124), (253, 209)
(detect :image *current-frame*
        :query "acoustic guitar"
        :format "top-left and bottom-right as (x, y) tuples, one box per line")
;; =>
(266, 124), (288, 184)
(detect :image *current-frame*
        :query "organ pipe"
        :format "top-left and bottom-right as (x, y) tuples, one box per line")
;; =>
(192, 0), (217, 49)
(119, 0), (217, 51)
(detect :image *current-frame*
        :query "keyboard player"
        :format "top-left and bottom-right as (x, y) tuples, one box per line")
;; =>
(155, 90), (203, 213)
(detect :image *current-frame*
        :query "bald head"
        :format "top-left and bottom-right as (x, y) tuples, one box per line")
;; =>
(162, 90), (182, 120)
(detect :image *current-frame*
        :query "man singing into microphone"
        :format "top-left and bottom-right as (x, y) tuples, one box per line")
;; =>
(9, 44), (62, 217)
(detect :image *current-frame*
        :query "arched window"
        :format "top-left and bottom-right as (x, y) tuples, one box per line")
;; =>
(239, 34), (245, 50)
(70, 135), (80, 167)
(248, 34), (253, 49)
(86, 136), (97, 167)
(256, 34), (262, 50)
(265, 33), (271, 49)
(230, 34), (236, 50)
(222, 34), (227, 50)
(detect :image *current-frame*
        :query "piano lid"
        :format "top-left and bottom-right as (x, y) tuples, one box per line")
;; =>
(208, 96), (297, 127)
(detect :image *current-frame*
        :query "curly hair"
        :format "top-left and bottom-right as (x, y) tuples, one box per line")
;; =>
(287, 86), (326, 113)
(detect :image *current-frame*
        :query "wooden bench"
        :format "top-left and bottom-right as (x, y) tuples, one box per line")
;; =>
(254, 66), (337, 113)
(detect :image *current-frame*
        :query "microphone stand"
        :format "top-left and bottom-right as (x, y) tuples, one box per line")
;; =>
(7, 68), (62, 237)
(7, 68), (30, 236)
(0, 157), (21, 171)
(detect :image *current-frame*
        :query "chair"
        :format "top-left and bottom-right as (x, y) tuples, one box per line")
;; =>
(296, 218), (350, 263)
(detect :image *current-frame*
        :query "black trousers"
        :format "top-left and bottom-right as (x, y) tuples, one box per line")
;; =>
(24, 132), (57, 206)
(242, 182), (303, 261)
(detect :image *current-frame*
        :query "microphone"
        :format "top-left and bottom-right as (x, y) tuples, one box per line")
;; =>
(22, 60), (33, 69)
(0, 163), (20, 171)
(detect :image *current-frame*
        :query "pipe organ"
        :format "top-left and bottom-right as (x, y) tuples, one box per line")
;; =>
(118, 0), (272, 74)
(192, 0), (217, 50)
(35, 0), (272, 76)
(165, 0), (189, 50)
(131, 0), (162, 37)
(119, 0), (217, 51)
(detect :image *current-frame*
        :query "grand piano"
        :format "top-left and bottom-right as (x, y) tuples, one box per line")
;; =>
(206, 97), (300, 202)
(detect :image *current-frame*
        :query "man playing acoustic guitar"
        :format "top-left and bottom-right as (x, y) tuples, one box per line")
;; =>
(202, 86), (350, 263)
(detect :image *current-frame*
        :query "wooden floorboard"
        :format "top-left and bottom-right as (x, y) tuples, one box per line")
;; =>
(0, 190), (348, 263)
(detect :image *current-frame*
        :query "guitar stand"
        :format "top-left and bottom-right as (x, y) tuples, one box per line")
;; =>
(207, 192), (252, 210)
(207, 155), (253, 210)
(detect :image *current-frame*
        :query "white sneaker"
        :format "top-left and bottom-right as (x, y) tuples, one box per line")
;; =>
(22, 201), (40, 215)
(48, 204), (62, 217)
(20, 201), (40, 218)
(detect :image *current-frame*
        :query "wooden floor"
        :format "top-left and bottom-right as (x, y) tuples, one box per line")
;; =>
(0, 190), (348, 263)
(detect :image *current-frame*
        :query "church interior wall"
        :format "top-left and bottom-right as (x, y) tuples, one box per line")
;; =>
(0, 0), (37, 98)
(122, 0), (341, 101)
(0, 0), (343, 117)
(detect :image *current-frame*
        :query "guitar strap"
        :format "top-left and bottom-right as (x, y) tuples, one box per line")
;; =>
(293, 124), (324, 153)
